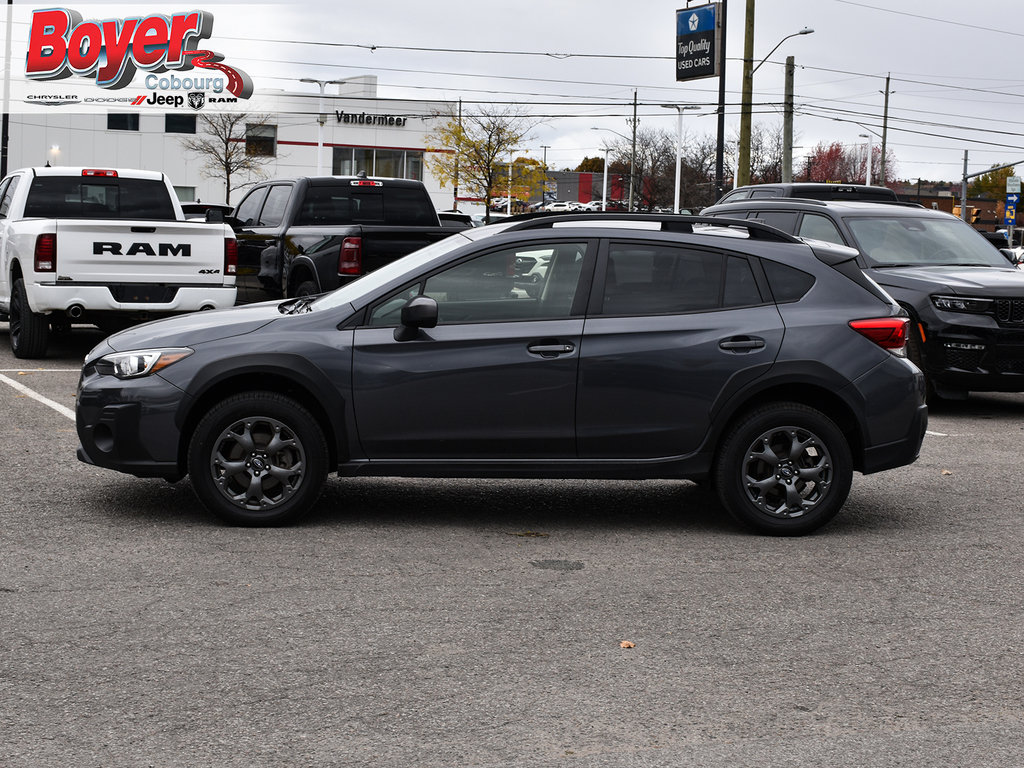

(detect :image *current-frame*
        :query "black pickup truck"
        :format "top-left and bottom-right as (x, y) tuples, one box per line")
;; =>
(226, 175), (458, 304)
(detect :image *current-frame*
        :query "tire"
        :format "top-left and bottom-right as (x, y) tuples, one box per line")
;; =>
(9, 278), (50, 359)
(293, 279), (319, 298)
(187, 392), (328, 526)
(714, 402), (852, 536)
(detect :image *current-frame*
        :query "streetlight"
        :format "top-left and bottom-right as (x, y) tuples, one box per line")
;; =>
(738, 25), (814, 186)
(859, 133), (873, 186)
(300, 77), (344, 175)
(660, 104), (700, 213)
(591, 127), (635, 211)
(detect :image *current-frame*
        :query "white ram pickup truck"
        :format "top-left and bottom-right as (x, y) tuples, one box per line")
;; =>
(0, 166), (237, 358)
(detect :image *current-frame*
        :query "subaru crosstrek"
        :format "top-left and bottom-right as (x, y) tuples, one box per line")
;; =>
(76, 214), (927, 535)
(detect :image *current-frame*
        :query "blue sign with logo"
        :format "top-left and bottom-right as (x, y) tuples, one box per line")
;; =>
(676, 3), (720, 82)
(1007, 193), (1019, 226)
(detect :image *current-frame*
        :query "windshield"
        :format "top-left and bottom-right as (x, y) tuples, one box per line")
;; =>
(847, 215), (1010, 268)
(311, 232), (477, 311)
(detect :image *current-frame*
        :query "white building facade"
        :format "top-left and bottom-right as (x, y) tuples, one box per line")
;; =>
(7, 76), (460, 211)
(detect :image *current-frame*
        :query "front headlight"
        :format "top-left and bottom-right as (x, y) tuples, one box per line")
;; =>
(931, 295), (993, 313)
(95, 348), (193, 379)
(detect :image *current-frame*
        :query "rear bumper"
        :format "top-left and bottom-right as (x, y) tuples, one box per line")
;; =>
(862, 402), (928, 474)
(27, 283), (237, 314)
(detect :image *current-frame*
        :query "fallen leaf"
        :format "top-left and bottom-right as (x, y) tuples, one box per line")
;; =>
(620, 640), (635, 648)
(941, 469), (953, 476)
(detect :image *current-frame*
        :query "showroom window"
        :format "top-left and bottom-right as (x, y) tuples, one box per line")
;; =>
(165, 114), (197, 134)
(107, 113), (139, 131)
(246, 124), (277, 157)
(333, 146), (424, 180)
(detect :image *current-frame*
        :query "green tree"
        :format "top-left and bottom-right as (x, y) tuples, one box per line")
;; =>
(575, 156), (605, 173)
(426, 105), (539, 220)
(969, 165), (1016, 199)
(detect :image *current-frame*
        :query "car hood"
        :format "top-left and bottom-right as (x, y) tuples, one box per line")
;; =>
(867, 265), (1024, 296)
(105, 301), (284, 351)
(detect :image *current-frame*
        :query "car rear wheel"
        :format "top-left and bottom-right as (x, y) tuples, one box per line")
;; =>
(188, 392), (328, 526)
(10, 278), (50, 359)
(714, 402), (852, 536)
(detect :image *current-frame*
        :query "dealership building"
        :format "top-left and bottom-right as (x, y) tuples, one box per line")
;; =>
(5, 76), (464, 210)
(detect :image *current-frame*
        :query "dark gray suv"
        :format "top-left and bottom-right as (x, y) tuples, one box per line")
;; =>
(703, 198), (1024, 399)
(76, 214), (927, 535)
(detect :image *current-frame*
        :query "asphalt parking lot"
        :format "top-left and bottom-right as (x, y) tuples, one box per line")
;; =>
(2, 322), (1023, 767)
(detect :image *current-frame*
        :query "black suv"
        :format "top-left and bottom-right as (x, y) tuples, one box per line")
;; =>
(76, 214), (926, 535)
(716, 182), (899, 205)
(703, 199), (1024, 399)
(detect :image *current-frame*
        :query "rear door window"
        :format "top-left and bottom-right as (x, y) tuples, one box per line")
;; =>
(599, 242), (763, 316)
(258, 184), (292, 227)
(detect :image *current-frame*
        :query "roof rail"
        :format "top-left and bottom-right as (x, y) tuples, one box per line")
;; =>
(500, 212), (801, 243)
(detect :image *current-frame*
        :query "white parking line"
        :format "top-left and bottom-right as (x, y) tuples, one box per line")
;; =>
(0, 373), (76, 421)
(926, 430), (948, 437)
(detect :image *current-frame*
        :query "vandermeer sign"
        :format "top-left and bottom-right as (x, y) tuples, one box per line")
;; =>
(675, 3), (720, 82)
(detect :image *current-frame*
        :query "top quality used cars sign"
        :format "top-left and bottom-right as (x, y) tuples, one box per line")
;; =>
(675, 3), (719, 82)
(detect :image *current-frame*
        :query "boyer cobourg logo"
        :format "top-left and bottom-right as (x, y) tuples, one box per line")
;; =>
(24, 8), (253, 102)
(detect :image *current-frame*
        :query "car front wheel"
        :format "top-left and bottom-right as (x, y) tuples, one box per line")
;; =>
(714, 402), (852, 536)
(188, 392), (328, 526)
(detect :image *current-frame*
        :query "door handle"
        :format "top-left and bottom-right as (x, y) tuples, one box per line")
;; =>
(719, 336), (765, 351)
(527, 342), (576, 357)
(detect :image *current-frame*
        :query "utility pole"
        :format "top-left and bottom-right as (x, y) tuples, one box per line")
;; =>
(1, 0), (13, 178)
(715, 0), (728, 201)
(736, 0), (755, 187)
(782, 55), (794, 183)
(879, 73), (891, 185)
(627, 90), (638, 211)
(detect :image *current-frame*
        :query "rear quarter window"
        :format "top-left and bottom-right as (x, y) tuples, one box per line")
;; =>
(763, 260), (816, 303)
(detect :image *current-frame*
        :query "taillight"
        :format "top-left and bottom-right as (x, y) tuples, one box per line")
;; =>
(224, 238), (237, 275)
(34, 233), (57, 272)
(338, 237), (362, 275)
(82, 169), (117, 177)
(849, 317), (909, 356)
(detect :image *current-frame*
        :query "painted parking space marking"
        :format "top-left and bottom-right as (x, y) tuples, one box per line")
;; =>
(0, 373), (76, 421)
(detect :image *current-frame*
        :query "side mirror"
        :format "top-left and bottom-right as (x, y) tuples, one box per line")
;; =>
(1001, 248), (1024, 265)
(394, 295), (438, 341)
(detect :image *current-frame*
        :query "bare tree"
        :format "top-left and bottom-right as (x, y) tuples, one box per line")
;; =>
(179, 113), (274, 204)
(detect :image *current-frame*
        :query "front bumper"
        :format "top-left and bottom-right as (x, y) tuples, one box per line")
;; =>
(76, 366), (189, 479)
(921, 309), (1024, 393)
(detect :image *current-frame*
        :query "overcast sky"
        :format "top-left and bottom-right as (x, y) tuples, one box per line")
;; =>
(5, 0), (1024, 184)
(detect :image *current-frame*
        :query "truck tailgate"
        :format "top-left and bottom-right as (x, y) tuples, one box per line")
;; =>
(54, 220), (229, 284)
